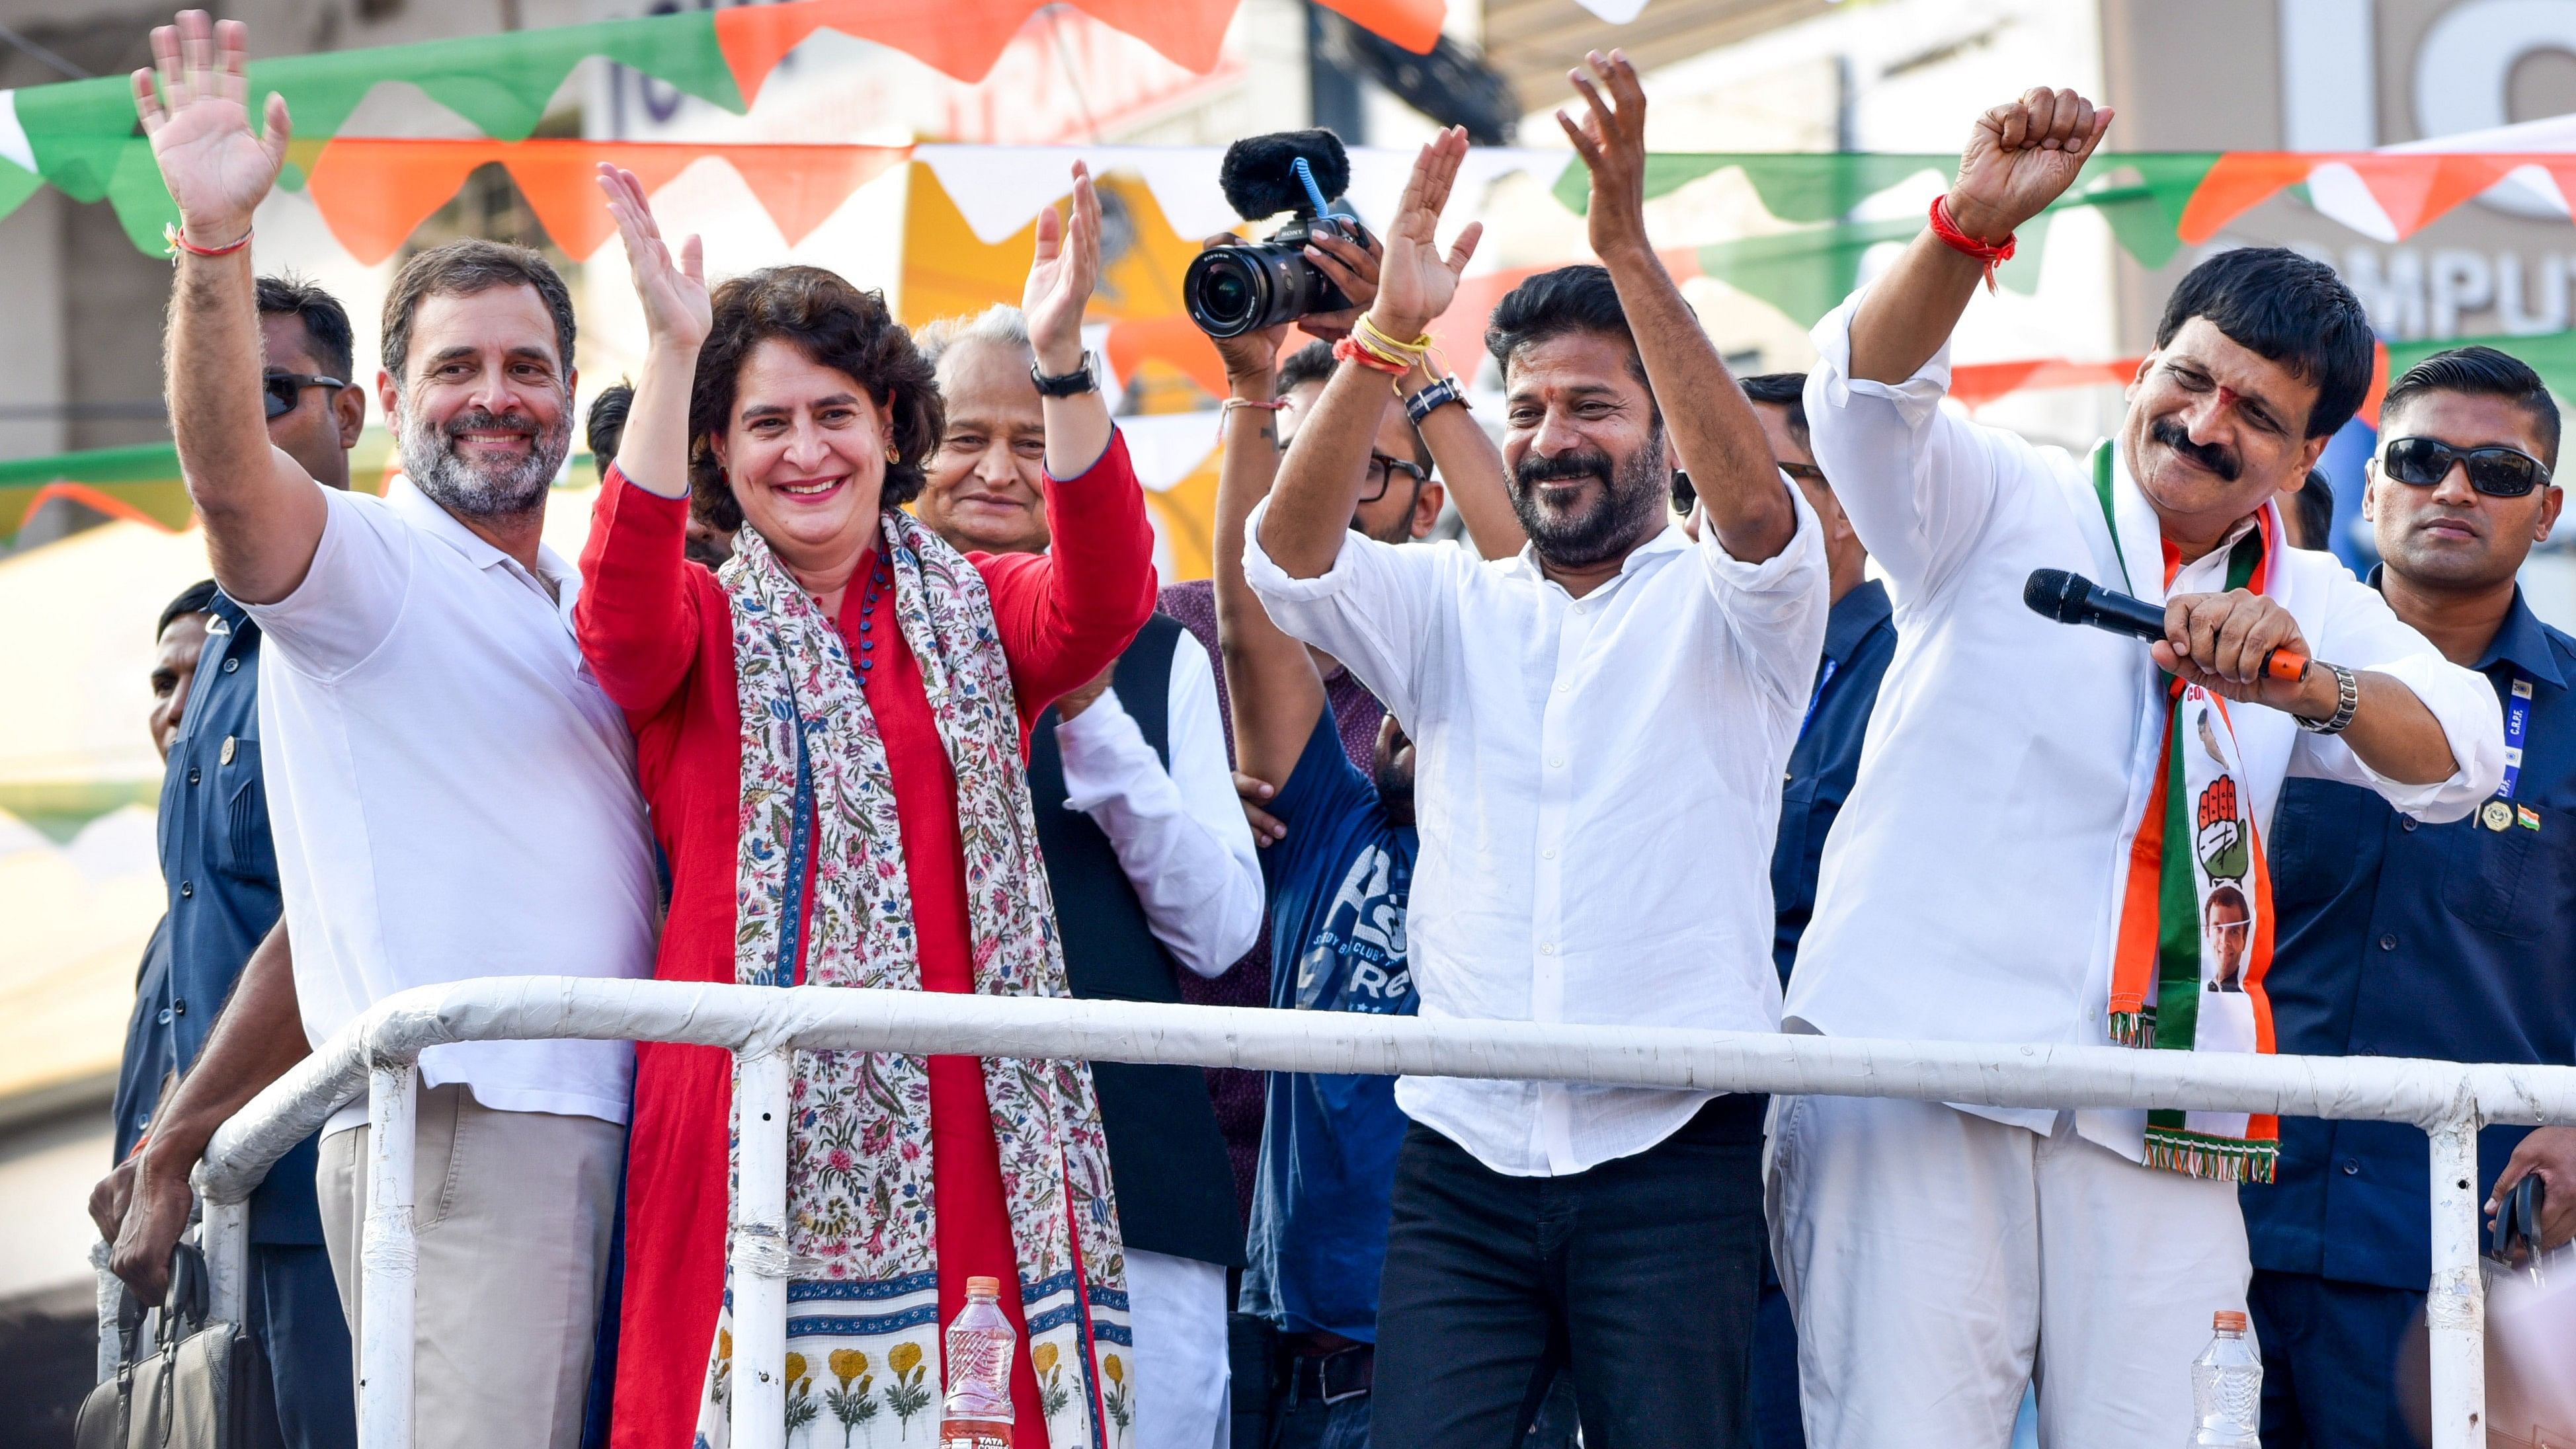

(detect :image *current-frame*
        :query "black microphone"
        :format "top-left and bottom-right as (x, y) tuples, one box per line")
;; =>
(2023, 568), (2310, 682)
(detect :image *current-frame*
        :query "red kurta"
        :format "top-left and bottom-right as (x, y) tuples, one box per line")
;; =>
(575, 437), (1156, 1449)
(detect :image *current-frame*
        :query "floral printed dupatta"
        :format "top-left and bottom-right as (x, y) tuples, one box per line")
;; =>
(694, 515), (1131, 1449)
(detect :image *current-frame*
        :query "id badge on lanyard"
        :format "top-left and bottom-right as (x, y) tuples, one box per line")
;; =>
(2479, 673), (2536, 832)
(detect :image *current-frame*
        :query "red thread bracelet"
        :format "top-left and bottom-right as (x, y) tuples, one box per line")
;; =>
(1333, 335), (1407, 375)
(163, 221), (253, 259)
(1927, 195), (2014, 292)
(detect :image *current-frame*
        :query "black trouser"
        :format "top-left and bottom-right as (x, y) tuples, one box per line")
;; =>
(1369, 1095), (1767, 1449)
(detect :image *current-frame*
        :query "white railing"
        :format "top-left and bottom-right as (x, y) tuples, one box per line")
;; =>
(106, 975), (2576, 1449)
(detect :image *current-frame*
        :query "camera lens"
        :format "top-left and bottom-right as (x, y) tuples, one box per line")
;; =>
(1184, 226), (1359, 340)
(1185, 249), (1271, 338)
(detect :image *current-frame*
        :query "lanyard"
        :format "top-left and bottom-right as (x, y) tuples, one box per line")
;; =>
(1799, 656), (1841, 739)
(2499, 672), (2533, 801)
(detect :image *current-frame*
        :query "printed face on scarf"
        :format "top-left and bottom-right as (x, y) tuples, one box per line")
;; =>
(2121, 317), (2331, 543)
(382, 286), (573, 522)
(2205, 885), (2251, 991)
(710, 337), (897, 572)
(2366, 389), (2565, 593)
(1502, 330), (1672, 570)
(920, 337), (1050, 556)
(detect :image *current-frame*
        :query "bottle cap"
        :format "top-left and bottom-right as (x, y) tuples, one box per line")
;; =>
(966, 1275), (1001, 1298)
(2212, 1310), (2247, 1332)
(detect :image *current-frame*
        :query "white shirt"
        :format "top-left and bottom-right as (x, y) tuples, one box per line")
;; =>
(1791, 290), (2506, 1159)
(246, 480), (660, 1134)
(1244, 491), (1829, 1177)
(1054, 640), (1263, 979)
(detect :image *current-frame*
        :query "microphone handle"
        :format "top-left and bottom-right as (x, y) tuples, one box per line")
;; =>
(2077, 586), (2310, 684)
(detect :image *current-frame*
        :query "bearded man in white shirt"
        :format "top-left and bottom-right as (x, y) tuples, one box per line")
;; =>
(1776, 87), (2505, 1448)
(1244, 58), (1828, 1446)
(122, 17), (657, 1448)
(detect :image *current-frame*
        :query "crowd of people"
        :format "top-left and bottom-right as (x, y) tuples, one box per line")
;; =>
(80, 11), (2576, 1449)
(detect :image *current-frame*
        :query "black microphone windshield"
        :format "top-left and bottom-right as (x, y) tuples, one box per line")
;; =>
(2023, 568), (2091, 623)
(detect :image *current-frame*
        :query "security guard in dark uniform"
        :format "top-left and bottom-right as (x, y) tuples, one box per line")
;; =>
(93, 278), (368, 1449)
(2247, 346), (2576, 1447)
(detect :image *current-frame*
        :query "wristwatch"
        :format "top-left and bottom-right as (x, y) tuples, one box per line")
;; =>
(2294, 660), (2360, 735)
(1029, 352), (1100, 399)
(1403, 375), (1468, 426)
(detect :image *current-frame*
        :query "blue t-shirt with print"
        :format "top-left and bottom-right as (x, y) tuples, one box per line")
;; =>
(1239, 707), (1419, 1341)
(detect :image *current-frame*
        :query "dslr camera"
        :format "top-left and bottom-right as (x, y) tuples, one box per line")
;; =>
(1185, 130), (1375, 339)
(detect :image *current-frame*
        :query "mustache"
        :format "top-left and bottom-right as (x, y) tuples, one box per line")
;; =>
(1513, 448), (1615, 490)
(440, 407), (542, 442)
(2149, 416), (2240, 482)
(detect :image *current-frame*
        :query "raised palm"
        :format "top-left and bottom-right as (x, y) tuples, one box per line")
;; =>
(1949, 87), (2114, 241)
(133, 13), (290, 237)
(1371, 126), (1483, 336)
(1024, 163), (1102, 368)
(598, 164), (710, 352)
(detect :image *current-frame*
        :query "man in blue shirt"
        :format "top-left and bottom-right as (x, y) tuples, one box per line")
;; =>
(2247, 345), (2576, 1446)
(91, 276), (367, 1449)
(103, 582), (219, 1165)
(1207, 319), (1449, 1449)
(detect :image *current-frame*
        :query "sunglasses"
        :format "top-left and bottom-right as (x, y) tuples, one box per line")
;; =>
(1357, 451), (1429, 504)
(263, 372), (347, 420)
(2380, 436), (2552, 498)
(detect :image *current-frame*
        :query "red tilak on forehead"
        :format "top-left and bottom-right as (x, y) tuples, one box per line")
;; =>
(2215, 384), (2241, 412)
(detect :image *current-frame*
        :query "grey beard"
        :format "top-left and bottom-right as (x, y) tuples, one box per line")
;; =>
(397, 399), (569, 521)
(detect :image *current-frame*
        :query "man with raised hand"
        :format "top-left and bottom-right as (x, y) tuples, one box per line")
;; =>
(1244, 54), (1826, 1446)
(122, 15), (656, 1448)
(1780, 87), (2504, 1446)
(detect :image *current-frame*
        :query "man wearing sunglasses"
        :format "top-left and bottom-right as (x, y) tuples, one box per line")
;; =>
(1781, 87), (2503, 1448)
(90, 274), (363, 1449)
(2244, 344), (2576, 1445)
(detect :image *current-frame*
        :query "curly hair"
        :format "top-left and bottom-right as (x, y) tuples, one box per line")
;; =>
(688, 266), (944, 531)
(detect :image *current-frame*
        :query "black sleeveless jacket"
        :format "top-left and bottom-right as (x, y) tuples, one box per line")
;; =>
(1024, 614), (1244, 1267)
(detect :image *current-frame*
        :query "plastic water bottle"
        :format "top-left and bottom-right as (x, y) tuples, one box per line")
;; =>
(2189, 1310), (2261, 1447)
(940, 1275), (1015, 1447)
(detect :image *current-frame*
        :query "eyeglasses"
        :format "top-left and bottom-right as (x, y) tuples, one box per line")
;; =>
(263, 372), (347, 420)
(2381, 436), (2552, 498)
(1357, 451), (1428, 504)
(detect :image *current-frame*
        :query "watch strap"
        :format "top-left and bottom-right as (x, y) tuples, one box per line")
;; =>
(1404, 375), (1467, 426)
(1030, 351), (1099, 398)
(2294, 661), (2360, 735)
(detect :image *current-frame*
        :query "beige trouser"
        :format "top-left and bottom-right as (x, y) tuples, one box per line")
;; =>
(1767, 1093), (2253, 1449)
(317, 1081), (624, 1449)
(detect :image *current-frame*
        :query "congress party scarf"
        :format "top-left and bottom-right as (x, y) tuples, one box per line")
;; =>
(2093, 444), (2281, 1183)
(696, 515), (1132, 1449)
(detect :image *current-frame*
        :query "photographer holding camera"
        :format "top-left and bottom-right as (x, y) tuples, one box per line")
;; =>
(1241, 57), (1826, 1448)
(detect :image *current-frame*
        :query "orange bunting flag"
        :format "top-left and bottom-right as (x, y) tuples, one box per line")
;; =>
(303, 139), (910, 264)
(713, 0), (1245, 98)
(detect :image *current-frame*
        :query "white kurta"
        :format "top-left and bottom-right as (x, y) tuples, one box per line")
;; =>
(1769, 290), (2505, 1449)
(1787, 292), (2503, 1160)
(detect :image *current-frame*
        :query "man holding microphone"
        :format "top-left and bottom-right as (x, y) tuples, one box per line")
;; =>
(1777, 88), (2505, 1446)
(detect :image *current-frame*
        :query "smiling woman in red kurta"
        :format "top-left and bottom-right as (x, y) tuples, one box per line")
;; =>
(577, 164), (1151, 1449)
